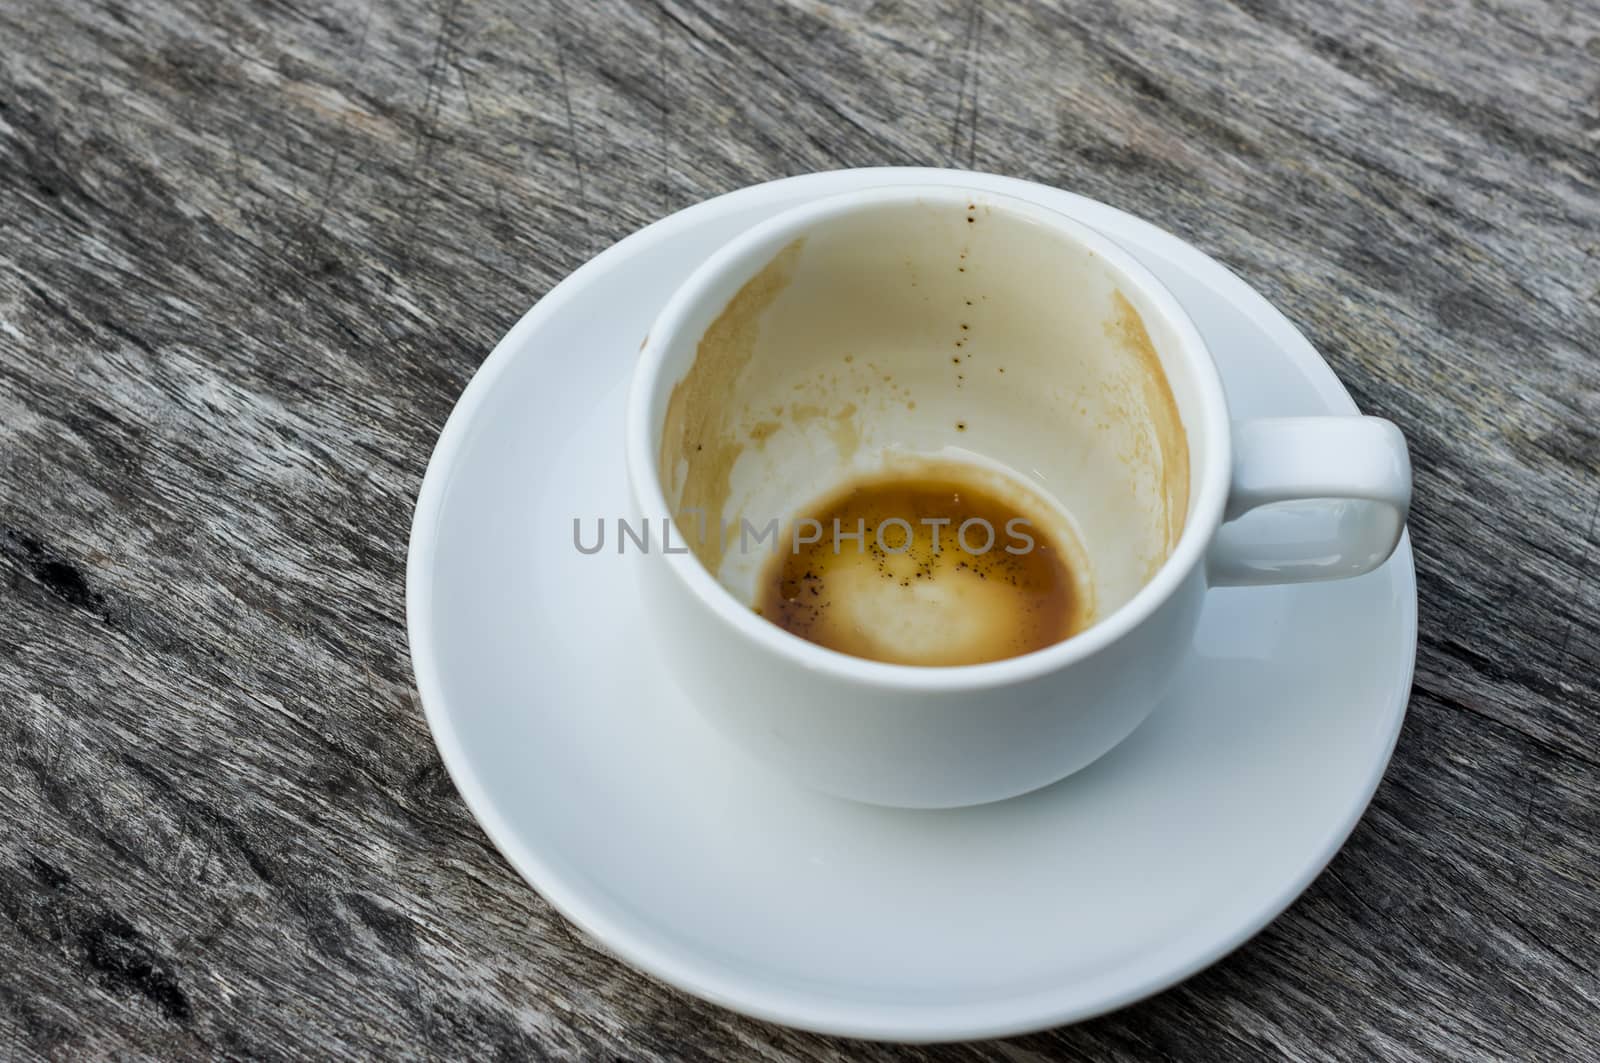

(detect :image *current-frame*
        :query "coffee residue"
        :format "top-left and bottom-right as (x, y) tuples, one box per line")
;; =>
(1106, 291), (1190, 563)
(658, 240), (804, 572)
(755, 461), (1091, 666)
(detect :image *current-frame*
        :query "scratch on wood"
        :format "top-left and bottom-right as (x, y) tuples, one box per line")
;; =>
(1555, 487), (1600, 674)
(551, 4), (593, 249)
(399, 0), (463, 250)
(656, 0), (671, 217)
(950, 0), (983, 169)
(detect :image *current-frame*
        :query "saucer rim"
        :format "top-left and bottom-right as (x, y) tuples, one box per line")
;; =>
(407, 167), (1417, 1042)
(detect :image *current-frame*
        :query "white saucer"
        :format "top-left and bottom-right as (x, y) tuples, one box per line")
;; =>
(407, 169), (1417, 1042)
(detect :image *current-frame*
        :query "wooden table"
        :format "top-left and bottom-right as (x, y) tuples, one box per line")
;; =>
(2, 1), (1596, 1058)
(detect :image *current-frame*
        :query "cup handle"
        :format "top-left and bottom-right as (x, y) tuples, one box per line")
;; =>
(1207, 416), (1412, 587)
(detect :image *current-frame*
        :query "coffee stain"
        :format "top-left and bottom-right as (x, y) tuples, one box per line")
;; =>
(749, 421), (781, 444)
(1106, 291), (1190, 568)
(659, 240), (804, 571)
(829, 402), (859, 460)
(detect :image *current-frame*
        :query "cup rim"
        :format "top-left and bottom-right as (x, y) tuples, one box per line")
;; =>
(625, 184), (1231, 690)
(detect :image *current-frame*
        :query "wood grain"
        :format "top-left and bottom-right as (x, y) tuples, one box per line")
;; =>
(1, 0), (1596, 1058)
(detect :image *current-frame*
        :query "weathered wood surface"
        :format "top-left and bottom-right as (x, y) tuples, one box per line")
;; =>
(1, 0), (1596, 1057)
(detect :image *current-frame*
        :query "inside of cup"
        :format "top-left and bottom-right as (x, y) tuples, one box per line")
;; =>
(650, 191), (1200, 631)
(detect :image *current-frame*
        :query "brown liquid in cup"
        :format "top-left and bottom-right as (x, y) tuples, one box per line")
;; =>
(755, 462), (1090, 666)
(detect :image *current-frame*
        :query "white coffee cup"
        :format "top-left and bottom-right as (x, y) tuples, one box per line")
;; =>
(625, 186), (1410, 808)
